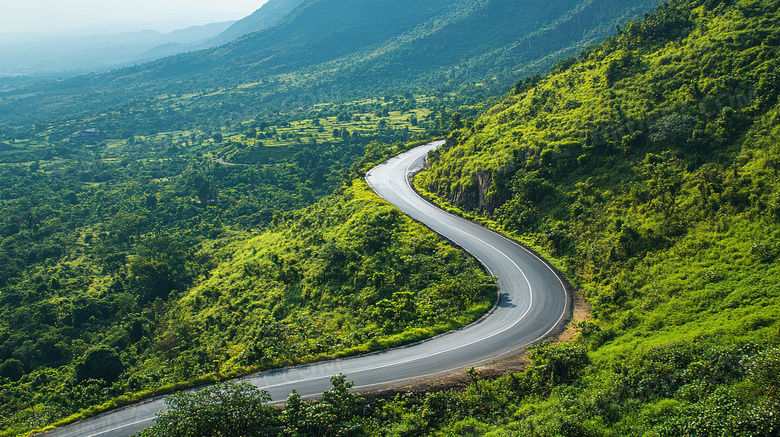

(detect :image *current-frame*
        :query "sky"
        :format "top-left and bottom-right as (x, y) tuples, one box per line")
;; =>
(0, 0), (269, 35)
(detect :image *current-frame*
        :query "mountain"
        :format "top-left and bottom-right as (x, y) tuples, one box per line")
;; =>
(134, 0), (307, 63)
(0, 0), (662, 132)
(404, 0), (780, 434)
(104, 0), (664, 88)
(206, 0), (307, 46)
(0, 22), (234, 78)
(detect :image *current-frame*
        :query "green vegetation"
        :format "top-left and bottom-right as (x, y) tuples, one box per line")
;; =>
(136, 376), (370, 437)
(132, 0), (780, 435)
(130, 341), (780, 436)
(5, 0), (779, 435)
(0, 131), (495, 434)
(407, 0), (780, 433)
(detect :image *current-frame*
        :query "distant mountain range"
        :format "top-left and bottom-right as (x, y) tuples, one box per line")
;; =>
(0, 0), (306, 78)
(133, 0), (308, 65)
(0, 22), (234, 78)
(0, 0), (662, 130)
(117, 0), (663, 89)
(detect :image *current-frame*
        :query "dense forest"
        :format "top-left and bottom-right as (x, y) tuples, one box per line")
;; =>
(129, 0), (779, 435)
(0, 89), (502, 434)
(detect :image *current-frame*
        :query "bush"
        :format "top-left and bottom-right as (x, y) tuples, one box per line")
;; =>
(528, 341), (589, 383)
(0, 358), (24, 382)
(75, 346), (124, 384)
(135, 382), (279, 437)
(750, 242), (777, 263)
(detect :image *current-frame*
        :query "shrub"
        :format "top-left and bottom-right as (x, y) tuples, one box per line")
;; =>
(75, 346), (124, 384)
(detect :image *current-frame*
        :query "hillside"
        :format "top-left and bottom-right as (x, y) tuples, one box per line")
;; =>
(135, 0), (307, 62)
(113, 1), (780, 434)
(404, 0), (780, 434)
(0, 0), (661, 133)
(205, 0), (307, 47)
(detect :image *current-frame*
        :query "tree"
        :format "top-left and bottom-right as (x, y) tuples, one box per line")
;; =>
(135, 382), (280, 437)
(0, 358), (25, 382)
(188, 173), (215, 203)
(282, 374), (366, 436)
(639, 152), (686, 220)
(449, 112), (464, 131)
(649, 113), (699, 149)
(128, 258), (177, 303)
(75, 346), (124, 383)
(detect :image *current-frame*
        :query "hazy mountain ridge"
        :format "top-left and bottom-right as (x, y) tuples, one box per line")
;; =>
(0, 22), (236, 78)
(134, 0), (308, 64)
(0, 0), (310, 78)
(131, 0), (661, 88)
(207, 0), (307, 47)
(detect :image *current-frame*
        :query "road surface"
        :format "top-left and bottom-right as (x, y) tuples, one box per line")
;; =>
(45, 140), (569, 437)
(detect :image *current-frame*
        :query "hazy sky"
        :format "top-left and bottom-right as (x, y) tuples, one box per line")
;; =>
(0, 0), (269, 35)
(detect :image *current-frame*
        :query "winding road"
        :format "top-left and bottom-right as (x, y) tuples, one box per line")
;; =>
(44, 140), (569, 437)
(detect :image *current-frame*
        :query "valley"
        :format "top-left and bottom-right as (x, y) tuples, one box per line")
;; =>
(1, 0), (779, 436)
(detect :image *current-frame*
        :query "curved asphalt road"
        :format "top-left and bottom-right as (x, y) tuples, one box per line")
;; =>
(45, 140), (569, 437)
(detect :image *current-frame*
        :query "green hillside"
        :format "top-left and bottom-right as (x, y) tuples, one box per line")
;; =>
(407, 0), (780, 434)
(138, 0), (780, 435)
(0, 142), (496, 435)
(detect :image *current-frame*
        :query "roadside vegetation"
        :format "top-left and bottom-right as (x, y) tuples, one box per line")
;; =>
(0, 90), (500, 435)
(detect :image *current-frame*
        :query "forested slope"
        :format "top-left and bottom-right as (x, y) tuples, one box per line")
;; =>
(404, 0), (780, 434)
(129, 2), (780, 434)
(0, 142), (496, 435)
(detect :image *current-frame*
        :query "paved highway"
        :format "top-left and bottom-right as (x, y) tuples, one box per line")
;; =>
(45, 140), (569, 437)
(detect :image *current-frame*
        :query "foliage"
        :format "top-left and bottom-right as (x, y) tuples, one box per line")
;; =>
(527, 341), (589, 384)
(403, 0), (780, 434)
(0, 136), (495, 434)
(75, 346), (124, 384)
(135, 382), (279, 437)
(282, 375), (368, 437)
(136, 375), (370, 437)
